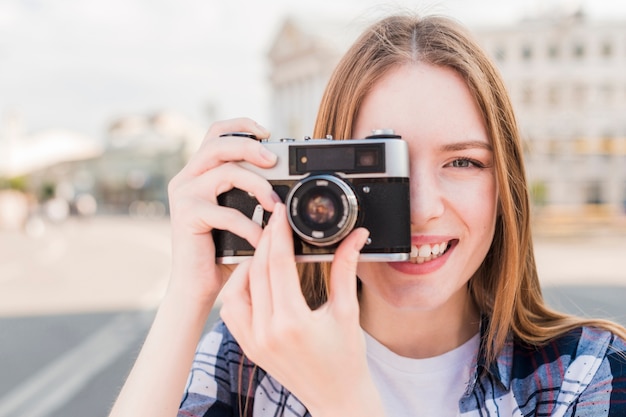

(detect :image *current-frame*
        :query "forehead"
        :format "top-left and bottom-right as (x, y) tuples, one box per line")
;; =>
(353, 63), (488, 145)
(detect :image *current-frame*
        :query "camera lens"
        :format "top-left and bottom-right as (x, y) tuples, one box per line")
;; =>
(286, 174), (358, 246)
(303, 192), (337, 227)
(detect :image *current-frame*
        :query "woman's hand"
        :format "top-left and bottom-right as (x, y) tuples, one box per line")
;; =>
(220, 203), (386, 417)
(109, 118), (283, 417)
(166, 118), (281, 307)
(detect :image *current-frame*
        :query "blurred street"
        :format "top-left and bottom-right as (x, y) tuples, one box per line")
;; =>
(0, 216), (625, 417)
(3, 2), (626, 416)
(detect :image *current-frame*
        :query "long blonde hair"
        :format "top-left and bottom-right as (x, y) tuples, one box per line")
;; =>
(299, 14), (626, 363)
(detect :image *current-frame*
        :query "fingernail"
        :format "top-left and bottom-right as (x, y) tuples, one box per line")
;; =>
(270, 191), (282, 204)
(260, 146), (277, 164)
(355, 229), (370, 251)
(273, 202), (284, 218)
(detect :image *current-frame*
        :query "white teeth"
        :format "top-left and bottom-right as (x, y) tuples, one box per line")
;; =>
(409, 241), (450, 264)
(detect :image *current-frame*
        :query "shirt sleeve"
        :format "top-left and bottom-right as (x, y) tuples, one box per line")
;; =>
(178, 321), (254, 417)
(571, 333), (626, 417)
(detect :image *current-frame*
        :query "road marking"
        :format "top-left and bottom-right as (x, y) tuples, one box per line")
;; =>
(0, 310), (154, 417)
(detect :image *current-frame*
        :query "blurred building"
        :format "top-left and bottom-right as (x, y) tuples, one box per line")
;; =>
(94, 111), (201, 216)
(477, 10), (626, 219)
(0, 112), (103, 228)
(268, 16), (360, 139)
(0, 110), (201, 228)
(267, 11), (626, 224)
(0, 111), (103, 179)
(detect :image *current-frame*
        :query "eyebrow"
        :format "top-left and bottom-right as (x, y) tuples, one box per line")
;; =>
(440, 140), (493, 152)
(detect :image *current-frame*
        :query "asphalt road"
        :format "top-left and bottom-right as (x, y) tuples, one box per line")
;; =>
(1, 216), (625, 417)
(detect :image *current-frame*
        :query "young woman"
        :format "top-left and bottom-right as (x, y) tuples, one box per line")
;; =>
(109, 14), (626, 417)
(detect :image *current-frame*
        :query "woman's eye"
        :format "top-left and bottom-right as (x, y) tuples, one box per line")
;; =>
(450, 158), (479, 168)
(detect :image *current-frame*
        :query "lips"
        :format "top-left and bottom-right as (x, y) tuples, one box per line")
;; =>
(387, 237), (458, 275)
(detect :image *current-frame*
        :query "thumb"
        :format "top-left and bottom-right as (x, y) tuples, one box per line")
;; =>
(328, 228), (369, 317)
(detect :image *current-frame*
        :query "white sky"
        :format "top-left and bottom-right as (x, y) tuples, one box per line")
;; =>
(2, 0), (626, 140)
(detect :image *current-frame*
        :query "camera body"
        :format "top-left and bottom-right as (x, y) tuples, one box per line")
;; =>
(214, 132), (411, 263)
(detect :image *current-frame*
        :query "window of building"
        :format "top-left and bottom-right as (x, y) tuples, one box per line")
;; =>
(547, 44), (560, 60)
(522, 83), (534, 105)
(572, 83), (587, 106)
(572, 42), (585, 59)
(601, 41), (613, 58)
(601, 136), (615, 155)
(585, 181), (604, 205)
(574, 138), (588, 154)
(522, 44), (533, 61)
(600, 84), (614, 105)
(547, 84), (561, 106)
(548, 139), (561, 158)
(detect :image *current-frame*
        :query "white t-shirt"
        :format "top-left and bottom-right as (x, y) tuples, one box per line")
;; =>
(365, 331), (480, 417)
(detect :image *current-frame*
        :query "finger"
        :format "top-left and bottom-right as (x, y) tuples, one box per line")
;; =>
(267, 203), (307, 313)
(193, 162), (281, 210)
(176, 135), (278, 184)
(185, 203), (264, 249)
(220, 259), (253, 341)
(204, 118), (270, 144)
(248, 220), (274, 332)
(170, 163), (281, 244)
(328, 228), (369, 317)
(176, 119), (276, 180)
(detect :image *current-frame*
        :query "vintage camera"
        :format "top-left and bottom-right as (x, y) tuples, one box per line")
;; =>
(214, 130), (411, 263)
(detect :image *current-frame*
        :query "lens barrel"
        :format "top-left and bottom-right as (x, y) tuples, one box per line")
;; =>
(286, 174), (358, 246)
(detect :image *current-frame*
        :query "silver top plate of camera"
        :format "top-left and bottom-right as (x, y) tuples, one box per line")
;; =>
(239, 137), (409, 180)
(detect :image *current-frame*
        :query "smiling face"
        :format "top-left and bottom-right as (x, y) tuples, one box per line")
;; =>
(353, 63), (498, 317)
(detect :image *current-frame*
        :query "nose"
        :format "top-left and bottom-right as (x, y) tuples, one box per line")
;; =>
(409, 167), (445, 227)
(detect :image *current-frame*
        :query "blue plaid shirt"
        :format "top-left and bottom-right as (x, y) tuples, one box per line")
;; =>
(179, 321), (626, 416)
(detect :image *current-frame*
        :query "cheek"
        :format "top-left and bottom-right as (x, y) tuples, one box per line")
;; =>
(446, 178), (498, 232)
(477, 198), (498, 245)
